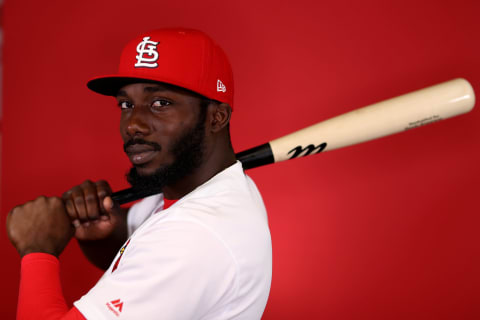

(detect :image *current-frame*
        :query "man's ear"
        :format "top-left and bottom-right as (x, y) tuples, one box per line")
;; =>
(208, 103), (231, 133)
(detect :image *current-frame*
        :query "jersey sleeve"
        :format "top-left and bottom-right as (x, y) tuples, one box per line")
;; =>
(17, 253), (86, 320)
(74, 221), (238, 320)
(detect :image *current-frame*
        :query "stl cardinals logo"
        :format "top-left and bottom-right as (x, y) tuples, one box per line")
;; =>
(135, 36), (160, 68)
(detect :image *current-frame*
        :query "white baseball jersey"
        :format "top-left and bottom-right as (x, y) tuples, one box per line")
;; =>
(74, 161), (272, 319)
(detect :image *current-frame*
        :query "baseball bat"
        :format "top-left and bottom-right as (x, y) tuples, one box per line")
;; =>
(111, 78), (475, 205)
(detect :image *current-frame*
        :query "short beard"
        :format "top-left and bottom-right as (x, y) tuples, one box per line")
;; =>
(126, 107), (207, 194)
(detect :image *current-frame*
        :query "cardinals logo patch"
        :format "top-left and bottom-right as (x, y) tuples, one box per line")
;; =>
(112, 239), (130, 272)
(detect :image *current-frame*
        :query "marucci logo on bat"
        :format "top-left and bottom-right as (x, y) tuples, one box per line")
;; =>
(287, 143), (327, 159)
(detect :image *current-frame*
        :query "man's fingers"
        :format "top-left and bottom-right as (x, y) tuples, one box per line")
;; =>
(102, 196), (121, 221)
(83, 181), (101, 221)
(103, 196), (113, 210)
(63, 197), (82, 227)
(95, 180), (112, 213)
(63, 197), (79, 222)
(70, 185), (89, 222)
(62, 190), (80, 221)
(97, 180), (117, 220)
(62, 180), (116, 229)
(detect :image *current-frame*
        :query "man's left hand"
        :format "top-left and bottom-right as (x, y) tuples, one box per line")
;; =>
(6, 196), (75, 257)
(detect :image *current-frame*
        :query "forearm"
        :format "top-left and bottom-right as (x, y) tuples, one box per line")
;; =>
(18, 253), (86, 320)
(77, 232), (127, 270)
(77, 209), (129, 270)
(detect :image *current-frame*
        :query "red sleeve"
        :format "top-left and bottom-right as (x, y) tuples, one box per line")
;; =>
(18, 253), (87, 320)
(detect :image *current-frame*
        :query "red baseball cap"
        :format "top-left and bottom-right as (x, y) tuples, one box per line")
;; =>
(87, 28), (234, 107)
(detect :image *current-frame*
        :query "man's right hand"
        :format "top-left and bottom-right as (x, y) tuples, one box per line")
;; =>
(62, 180), (128, 270)
(62, 180), (123, 241)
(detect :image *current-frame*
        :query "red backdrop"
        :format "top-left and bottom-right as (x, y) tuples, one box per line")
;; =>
(1, 0), (479, 318)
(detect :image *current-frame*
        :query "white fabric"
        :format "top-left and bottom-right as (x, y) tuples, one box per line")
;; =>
(74, 161), (272, 319)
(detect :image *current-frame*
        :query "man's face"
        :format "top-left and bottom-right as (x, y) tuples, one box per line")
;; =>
(116, 82), (207, 190)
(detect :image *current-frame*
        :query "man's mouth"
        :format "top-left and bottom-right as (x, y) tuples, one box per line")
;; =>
(125, 143), (160, 166)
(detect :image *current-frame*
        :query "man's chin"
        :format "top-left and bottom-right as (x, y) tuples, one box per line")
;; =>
(133, 165), (156, 177)
(126, 164), (171, 191)
(132, 161), (171, 176)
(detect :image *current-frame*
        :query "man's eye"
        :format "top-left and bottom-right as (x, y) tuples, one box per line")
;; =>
(152, 100), (171, 109)
(118, 101), (133, 109)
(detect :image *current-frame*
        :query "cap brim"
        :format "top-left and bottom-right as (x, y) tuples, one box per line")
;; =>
(87, 75), (166, 96)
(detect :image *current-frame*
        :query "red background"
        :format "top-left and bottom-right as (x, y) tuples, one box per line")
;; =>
(1, 0), (479, 318)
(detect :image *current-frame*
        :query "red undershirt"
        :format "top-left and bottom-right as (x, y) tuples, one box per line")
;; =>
(17, 197), (178, 319)
(162, 197), (177, 210)
(18, 254), (86, 319)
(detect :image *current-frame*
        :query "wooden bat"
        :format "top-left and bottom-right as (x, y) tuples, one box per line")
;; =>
(111, 78), (475, 204)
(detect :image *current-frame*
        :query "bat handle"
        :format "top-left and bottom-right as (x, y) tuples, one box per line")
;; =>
(110, 143), (274, 205)
(235, 143), (274, 169)
(110, 187), (162, 205)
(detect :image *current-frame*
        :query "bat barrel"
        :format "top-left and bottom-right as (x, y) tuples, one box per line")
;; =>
(268, 78), (475, 163)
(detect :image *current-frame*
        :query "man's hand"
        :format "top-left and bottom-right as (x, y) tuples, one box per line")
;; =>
(7, 196), (75, 257)
(62, 180), (124, 241)
(62, 180), (128, 270)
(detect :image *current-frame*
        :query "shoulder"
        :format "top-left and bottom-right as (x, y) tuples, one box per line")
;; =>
(127, 193), (164, 235)
(181, 161), (266, 213)
(127, 219), (238, 273)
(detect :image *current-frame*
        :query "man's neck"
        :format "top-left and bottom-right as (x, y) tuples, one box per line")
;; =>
(162, 149), (236, 200)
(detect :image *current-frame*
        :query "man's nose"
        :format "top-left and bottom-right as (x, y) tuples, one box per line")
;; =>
(126, 107), (151, 137)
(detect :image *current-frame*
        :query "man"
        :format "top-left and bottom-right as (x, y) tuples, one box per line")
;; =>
(7, 28), (272, 319)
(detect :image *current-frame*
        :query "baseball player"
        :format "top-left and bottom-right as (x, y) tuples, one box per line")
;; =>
(7, 28), (272, 319)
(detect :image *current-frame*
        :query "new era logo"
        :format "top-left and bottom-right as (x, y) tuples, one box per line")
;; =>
(217, 79), (226, 92)
(106, 299), (124, 316)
